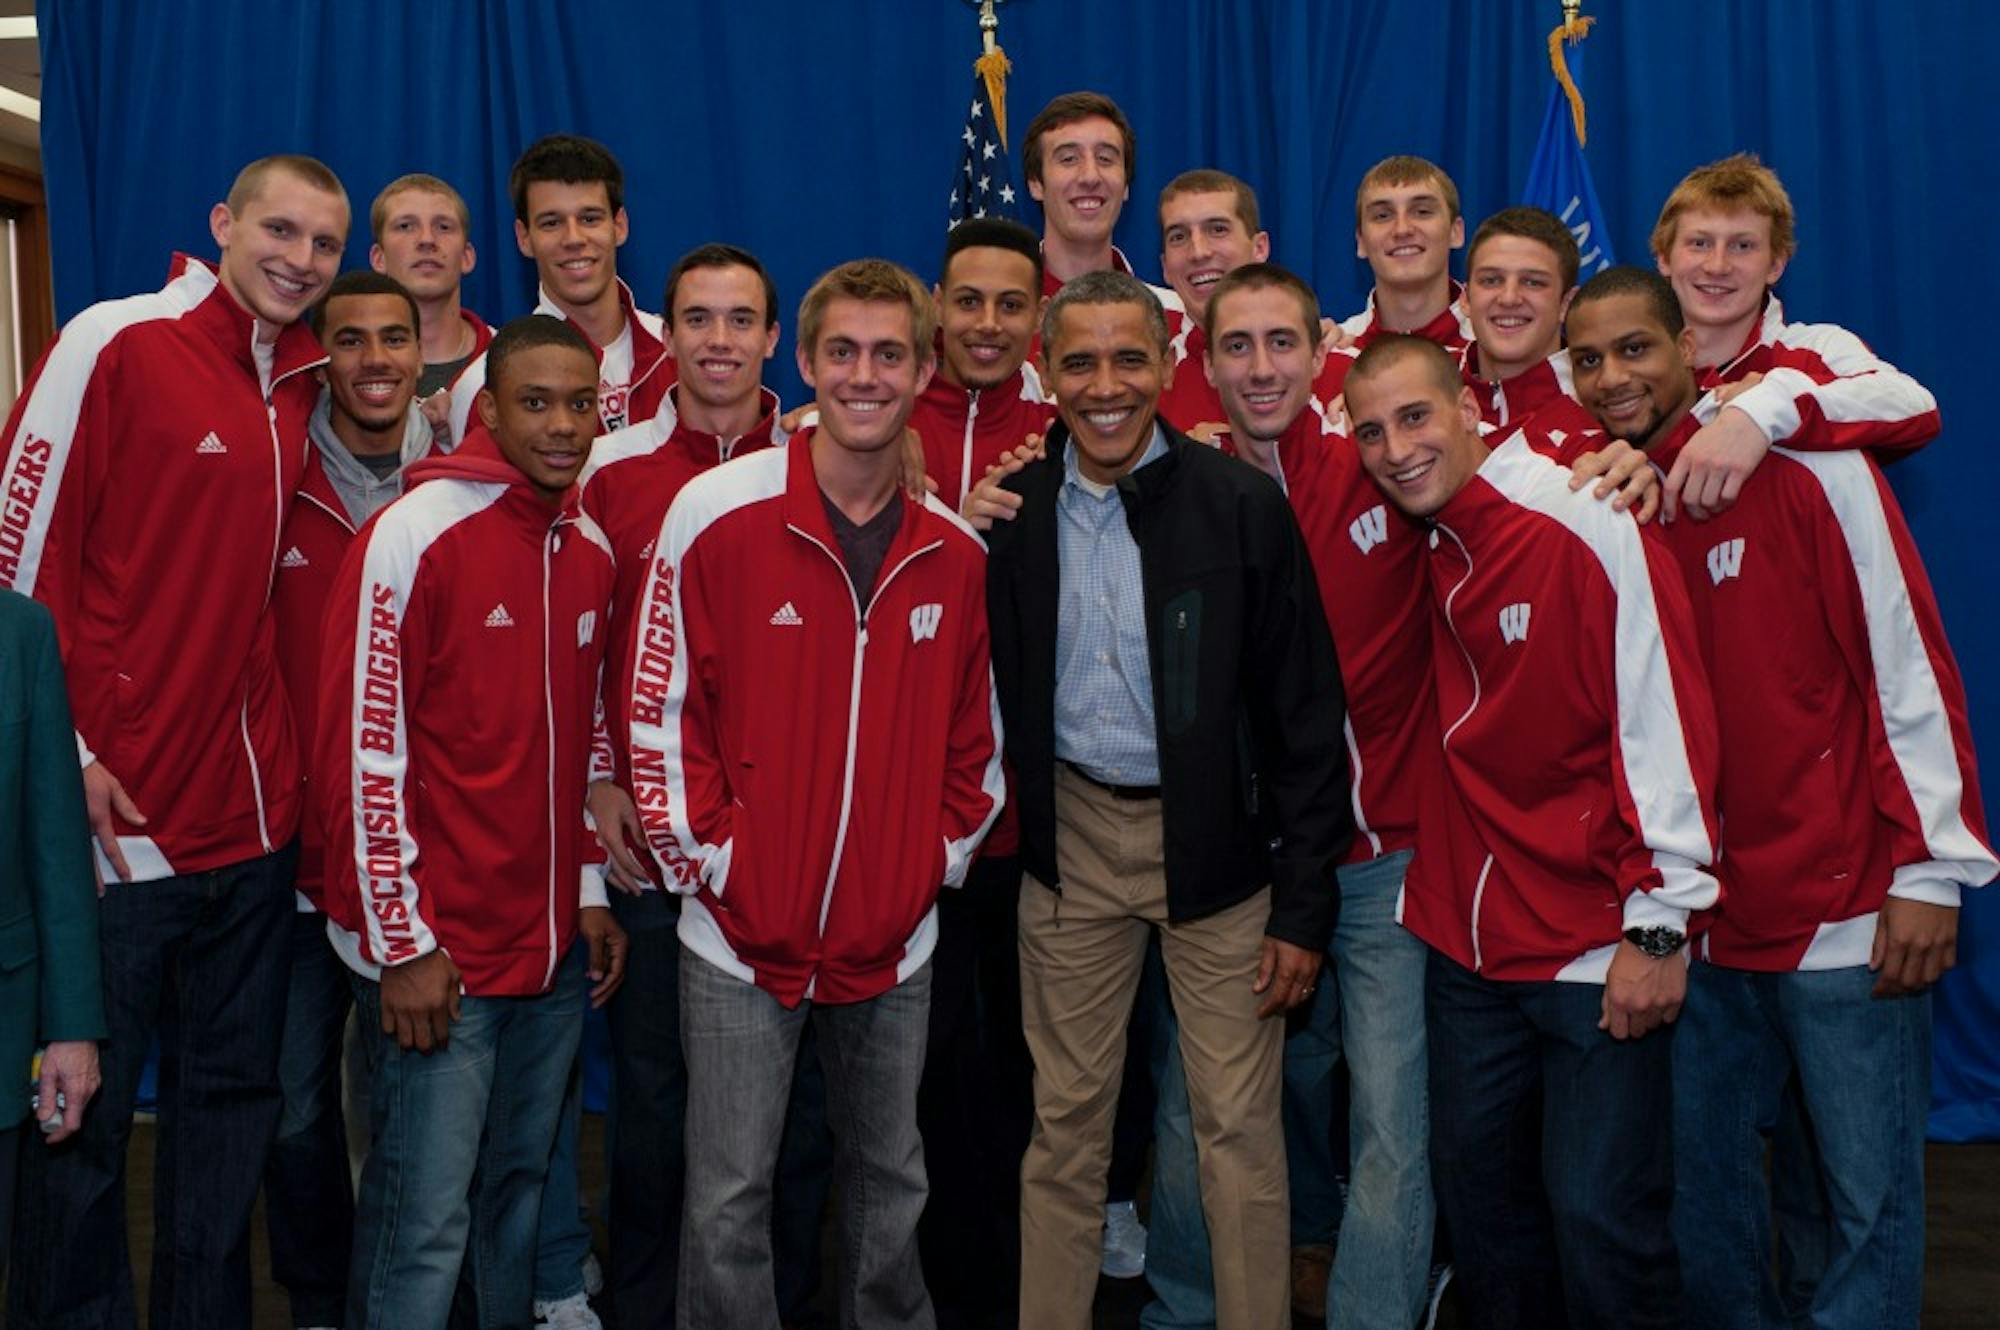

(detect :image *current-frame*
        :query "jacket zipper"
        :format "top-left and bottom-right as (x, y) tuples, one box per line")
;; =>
(239, 351), (325, 856)
(786, 522), (944, 978)
(1433, 521), (1490, 966)
(540, 526), (561, 990)
(959, 391), (980, 510)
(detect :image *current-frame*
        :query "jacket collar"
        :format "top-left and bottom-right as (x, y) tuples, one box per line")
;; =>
(407, 422), (585, 524)
(1700, 294), (1788, 386)
(533, 276), (667, 387)
(168, 253), (330, 386)
(1462, 344), (1574, 426)
(663, 383), (783, 463)
(780, 426), (936, 574)
(1354, 279), (1470, 349)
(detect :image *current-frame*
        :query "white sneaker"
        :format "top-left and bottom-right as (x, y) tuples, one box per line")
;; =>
(1100, 1198), (1147, 1279)
(581, 1250), (605, 1298)
(534, 1291), (603, 1330)
(1421, 1262), (1454, 1330)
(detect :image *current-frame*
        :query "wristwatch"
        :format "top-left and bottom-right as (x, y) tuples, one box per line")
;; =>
(1623, 924), (1687, 959)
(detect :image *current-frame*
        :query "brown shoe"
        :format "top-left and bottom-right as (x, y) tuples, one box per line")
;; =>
(1291, 1243), (1334, 1321)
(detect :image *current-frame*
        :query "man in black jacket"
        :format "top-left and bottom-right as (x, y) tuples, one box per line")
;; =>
(983, 269), (1351, 1330)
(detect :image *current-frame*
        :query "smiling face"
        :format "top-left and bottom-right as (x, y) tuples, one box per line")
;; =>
(798, 296), (932, 455)
(1656, 206), (1786, 343)
(1160, 189), (1270, 319)
(1565, 291), (1700, 451)
(369, 188), (475, 302)
(211, 169), (349, 329)
(668, 263), (777, 417)
(1466, 234), (1573, 380)
(320, 292), (422, 441)
(1355, 178), (1463, 292)
(1346, 351), (1486, 519)
(1043, 299), (1170, 485)
(1204, 284), (1324, 443)
(1028, 115), (1129, 248)
(514, 179), (628, 312)
(477, 342), (601, 501)
(935, 245), (1041, 391)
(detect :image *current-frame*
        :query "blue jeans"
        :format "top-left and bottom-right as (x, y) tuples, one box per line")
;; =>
(264, 907), (355, 1328)
(1426, 949), (1681, 1330)
(678, 947), (932, 1330)
(600, 893), (834, 1329)
(534, 940), (593, 1303)
(1143, 851), (1431, 1330)
(347, 944), (587, 1330)
(1673, 962), (1931, 1330)
(7, 844), (296, 1330)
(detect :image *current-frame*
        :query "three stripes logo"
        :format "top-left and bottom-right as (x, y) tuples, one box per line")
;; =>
(195, 431), (227, 455)
(909, 603), (943, 643)
(279, 546), (308, 569)
(769, 601), (804, 627)
(484, 603), (515, 629)
(1349, 504), (1389, 556)
(1706, 537), (1745, 586)
(1498, 602), (1531, 645)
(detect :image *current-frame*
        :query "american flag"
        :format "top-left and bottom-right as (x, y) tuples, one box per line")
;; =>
(947, 75), (1018, 226)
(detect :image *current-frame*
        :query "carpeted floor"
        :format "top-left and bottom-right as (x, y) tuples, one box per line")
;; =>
(12, 1122), (1997, 1328)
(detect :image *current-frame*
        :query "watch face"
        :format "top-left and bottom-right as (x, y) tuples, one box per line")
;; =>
(1626, 925), (1686, 958)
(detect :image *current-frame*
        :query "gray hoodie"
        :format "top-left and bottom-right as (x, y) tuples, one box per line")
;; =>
(308, 391), (435, 528)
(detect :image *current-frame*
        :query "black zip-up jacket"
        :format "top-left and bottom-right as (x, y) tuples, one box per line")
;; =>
(984, 420), (1352, 949)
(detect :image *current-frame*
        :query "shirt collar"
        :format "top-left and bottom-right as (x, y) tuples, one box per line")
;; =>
(1063, 420), (1167, 499)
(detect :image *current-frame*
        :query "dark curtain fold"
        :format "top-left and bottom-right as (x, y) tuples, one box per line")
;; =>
(37, 0), (2000, 1138)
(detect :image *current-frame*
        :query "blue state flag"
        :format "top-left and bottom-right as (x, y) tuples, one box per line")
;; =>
(1522, 52), (1615, 275)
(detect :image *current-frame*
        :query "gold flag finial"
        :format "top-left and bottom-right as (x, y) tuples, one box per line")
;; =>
(974, 0), (1011, 148)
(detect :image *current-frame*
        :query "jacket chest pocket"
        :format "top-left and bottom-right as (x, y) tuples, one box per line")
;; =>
(1160, 590), (1202, 736)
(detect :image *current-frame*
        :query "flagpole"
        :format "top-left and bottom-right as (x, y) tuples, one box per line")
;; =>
(980, 0), (999, 55)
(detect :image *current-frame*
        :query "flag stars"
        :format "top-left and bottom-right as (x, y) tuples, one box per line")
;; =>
(999, 184), (1015, 204)
(963, 125), (976, 147)
(983, 139), (997, 160)
(971, 99), (983, 119)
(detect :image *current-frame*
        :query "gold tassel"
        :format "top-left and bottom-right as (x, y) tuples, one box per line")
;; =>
(1546, 14), (1594, 146)
(975, 47), (1012, 151)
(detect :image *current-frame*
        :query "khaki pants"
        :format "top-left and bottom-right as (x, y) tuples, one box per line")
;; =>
(1017, 765), (1288, 1330)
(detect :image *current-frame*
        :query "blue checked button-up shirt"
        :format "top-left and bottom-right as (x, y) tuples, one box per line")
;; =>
(1054, 427), (1168, 785)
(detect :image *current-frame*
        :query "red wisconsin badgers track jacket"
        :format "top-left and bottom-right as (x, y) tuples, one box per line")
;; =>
(316, 426), (614, 996)
(1400, 431), (1722, 982)
(624, 435), (1004, 1006)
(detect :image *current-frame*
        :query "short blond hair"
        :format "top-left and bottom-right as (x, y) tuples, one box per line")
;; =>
(1650, 153), (1797, 263)
(1354, 155), (1459, 226)
(225, 154), (349, 218)
(369, 173), (472, 245)
(797, 259), (937, 361)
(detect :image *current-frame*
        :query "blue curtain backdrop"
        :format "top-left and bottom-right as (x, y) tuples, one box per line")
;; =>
(39, 0), (2000, 1137)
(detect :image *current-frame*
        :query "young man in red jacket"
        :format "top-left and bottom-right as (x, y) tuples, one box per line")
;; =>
(625, 258), (1003, 1329)
(266, 269), (432, 1330)
(1347, 334), (1720, 1329)
(1651, 154), (1938, 520)
(1566, 268), (1996, 1329)
(1460, 206), (1602, 441)
(1, 153), (347, 1330)
(318, 315), (625, 1330)
(448, 135), (673, 443)
(579, 242), (840, 1330)
(1339, 156), (1473, 352)
(367, 173), (491, 404)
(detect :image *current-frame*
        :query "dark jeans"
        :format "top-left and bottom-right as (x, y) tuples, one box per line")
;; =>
(8, 844), (297, 1330)
(603, 891), (834, 1330)
(263, 908), (354, 1327)
(916, 856), (1035, 1329)
(1426, 949), (1682, 1330)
